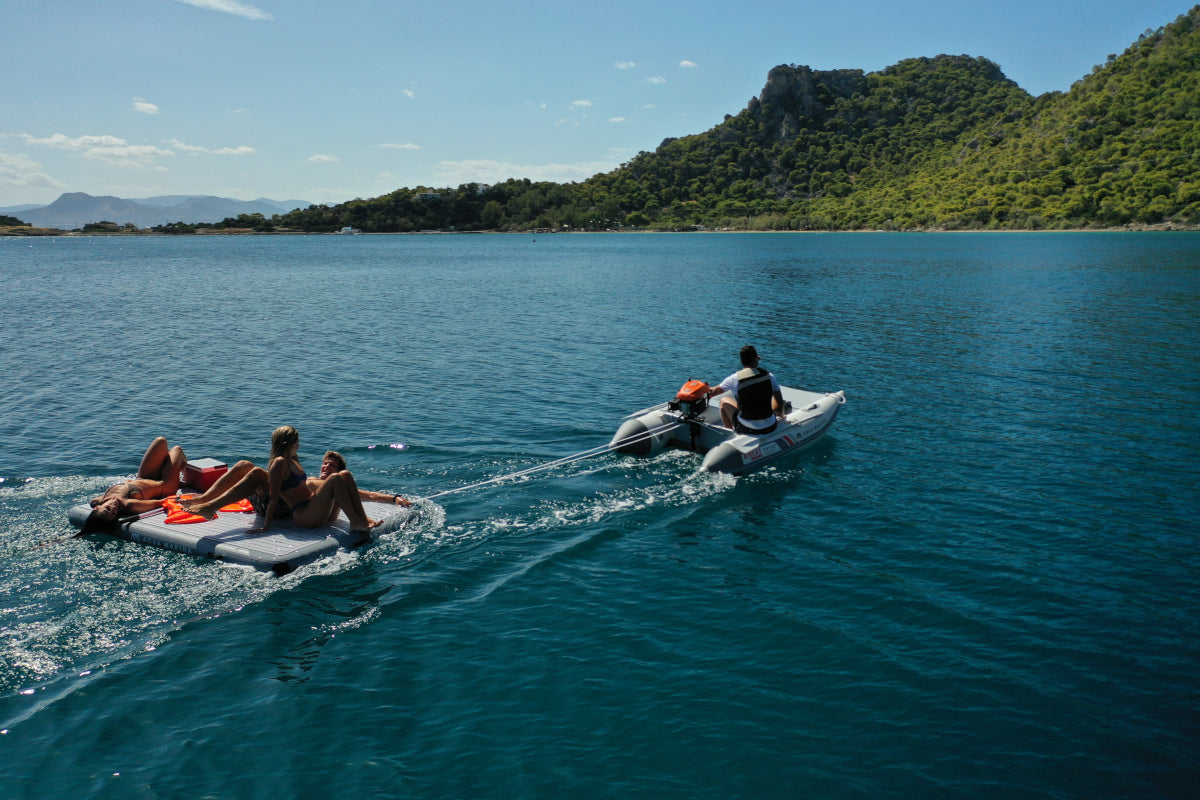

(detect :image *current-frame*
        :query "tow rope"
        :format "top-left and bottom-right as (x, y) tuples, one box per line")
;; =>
(417, 419), (683, 502)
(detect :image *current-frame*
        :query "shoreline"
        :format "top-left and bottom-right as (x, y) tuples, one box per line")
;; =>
(3, 223), (1198, 237)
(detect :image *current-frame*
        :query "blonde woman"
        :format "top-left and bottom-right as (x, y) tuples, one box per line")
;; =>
(183, 426), (380, 535)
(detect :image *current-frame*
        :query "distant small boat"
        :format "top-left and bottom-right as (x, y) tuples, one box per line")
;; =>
(611, 381), (845, 473)
(338, 226), (360, 234)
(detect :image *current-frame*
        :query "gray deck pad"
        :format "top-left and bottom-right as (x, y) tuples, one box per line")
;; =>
(68, 499), (417, 574)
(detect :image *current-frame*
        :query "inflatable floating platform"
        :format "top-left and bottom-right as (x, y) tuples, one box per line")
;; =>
(67, 492), (416, 575)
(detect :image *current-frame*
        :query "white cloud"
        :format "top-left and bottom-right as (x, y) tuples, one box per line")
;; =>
(20, 133), (173, 168)
(571, 100), (593, 109)
(401, 89), (415, 99)
(614, 61), (636, 69)
(167, 138), (254, 156)
(609, 117), (627, 123)
(174, 0), (272, 20)
(378, 142), (421, 150)
(309, 154), (340, 163)
(680, 60), (698, 68)
(133, 98), (160, 114)
(0, 150), (64, 190)
(435, 159), (619, 185)
(647, 76), (666, 85)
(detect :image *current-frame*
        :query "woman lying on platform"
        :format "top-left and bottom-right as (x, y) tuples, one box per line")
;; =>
(81, 437), (187, 535)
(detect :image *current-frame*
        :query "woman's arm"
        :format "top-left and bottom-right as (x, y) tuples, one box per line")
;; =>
(122, 498), (165, 515)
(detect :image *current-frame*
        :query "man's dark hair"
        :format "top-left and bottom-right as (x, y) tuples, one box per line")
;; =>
(739, 345), (759, 366)
(324, 450), (347, 471)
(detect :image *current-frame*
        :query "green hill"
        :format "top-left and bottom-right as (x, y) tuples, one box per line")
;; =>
(586, 54), (1035, 230)
(265, 6), (1199, 234)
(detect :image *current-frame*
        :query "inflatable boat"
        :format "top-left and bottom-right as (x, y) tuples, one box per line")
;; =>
(68, 467), (417, 575)
(610, 381), (845, 474)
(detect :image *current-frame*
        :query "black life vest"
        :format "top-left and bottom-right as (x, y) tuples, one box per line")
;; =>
(735, 367), (774, 420)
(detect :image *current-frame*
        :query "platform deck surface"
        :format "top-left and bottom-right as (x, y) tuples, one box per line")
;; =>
(68, 498), (414, 573)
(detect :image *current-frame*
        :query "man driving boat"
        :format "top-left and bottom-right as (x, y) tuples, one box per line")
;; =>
(708, 345), (786, 434)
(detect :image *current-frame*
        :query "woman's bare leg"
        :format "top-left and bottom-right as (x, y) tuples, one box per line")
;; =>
(303, 477), (341, 524)
(135, 437), (186, 498)
(295, 473), (379, 532)
(160, 444), (186, 496)
(291, 477), (346, 529)
(137, 437), (170, 479)
(183, 467), (268, 520)
(330, 470), (375, 527)
(185, 460), (256, 504)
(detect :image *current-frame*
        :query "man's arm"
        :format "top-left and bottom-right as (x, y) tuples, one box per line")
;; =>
(359, 488), (411, 507)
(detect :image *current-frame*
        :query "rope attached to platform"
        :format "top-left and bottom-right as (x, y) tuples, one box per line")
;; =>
(416, 419), (684, 502)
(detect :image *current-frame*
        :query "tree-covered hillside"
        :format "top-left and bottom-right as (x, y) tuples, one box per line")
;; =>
(255, 6), (1198, 234)
(587, 55), (1035, 230)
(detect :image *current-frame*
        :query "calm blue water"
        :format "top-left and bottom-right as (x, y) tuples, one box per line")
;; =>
(1, 232), (1197, 799)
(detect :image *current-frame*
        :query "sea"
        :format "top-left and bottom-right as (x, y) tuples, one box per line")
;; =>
(0, 231), (1197, 799)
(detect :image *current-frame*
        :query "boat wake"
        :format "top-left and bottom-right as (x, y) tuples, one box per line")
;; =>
(1, 449), (754, 724)
(399, 450), (739, 605)
(0, 474), (442, 716)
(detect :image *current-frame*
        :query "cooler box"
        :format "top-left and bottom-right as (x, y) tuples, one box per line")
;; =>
(184, 458), (227, 491)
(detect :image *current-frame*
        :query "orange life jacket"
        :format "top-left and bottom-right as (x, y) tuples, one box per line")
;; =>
(161, 495), (211, 525)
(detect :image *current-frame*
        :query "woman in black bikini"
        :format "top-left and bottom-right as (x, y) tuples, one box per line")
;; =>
(182, 426), (380, 535)
(81, 437), (187, 534)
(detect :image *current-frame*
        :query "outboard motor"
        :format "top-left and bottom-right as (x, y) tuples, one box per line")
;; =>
(669, 380), (710, 419)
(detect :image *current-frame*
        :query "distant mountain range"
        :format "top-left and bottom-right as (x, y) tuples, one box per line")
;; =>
(0, 193), (312, 230)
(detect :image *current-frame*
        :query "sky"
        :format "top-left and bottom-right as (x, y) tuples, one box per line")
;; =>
(0, 0), (1191, 208)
